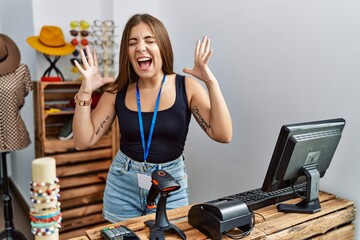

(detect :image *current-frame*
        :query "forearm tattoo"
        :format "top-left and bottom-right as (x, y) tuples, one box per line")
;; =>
(192, 106), (210, 132)
(95, 115), (110, 135)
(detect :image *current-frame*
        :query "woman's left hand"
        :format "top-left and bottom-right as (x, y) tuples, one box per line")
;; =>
(183, 35), (216, 83)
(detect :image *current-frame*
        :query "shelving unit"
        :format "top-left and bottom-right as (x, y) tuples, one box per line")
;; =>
(33, 81), (118, 239)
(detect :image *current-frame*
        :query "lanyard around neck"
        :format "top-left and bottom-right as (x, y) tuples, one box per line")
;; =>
(136, 74), (166, 162)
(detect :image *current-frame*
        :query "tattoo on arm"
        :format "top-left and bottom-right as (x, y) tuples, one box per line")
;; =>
(192, 106), (210, 132)
(95, 115), (110, 135)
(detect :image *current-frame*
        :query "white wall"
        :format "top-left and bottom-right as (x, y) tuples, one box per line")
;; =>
(159, 0), (360, 236)
(1, 0), (359, 238)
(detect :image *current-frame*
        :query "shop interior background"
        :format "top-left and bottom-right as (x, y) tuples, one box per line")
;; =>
(1, 0), (359, 238)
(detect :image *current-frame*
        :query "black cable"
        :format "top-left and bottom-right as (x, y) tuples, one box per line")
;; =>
(141, 205), (148, 216)
(254, 212), (266, 222)
(224, 211), (255, 239)
(291, 183), (306, 199)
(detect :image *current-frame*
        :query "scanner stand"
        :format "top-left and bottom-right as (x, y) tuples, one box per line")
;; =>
(144, 192), (186, 240)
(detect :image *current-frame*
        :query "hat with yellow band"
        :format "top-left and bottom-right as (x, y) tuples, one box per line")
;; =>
(27, 26), (75, 56)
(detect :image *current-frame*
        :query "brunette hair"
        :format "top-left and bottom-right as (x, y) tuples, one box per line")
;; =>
(107, 13), (174, 93)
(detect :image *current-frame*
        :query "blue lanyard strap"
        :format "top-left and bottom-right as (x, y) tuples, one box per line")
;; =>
(136, 75), (166, 162)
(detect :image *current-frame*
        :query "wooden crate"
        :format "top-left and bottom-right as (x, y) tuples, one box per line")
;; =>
(33, 81), (118, 239)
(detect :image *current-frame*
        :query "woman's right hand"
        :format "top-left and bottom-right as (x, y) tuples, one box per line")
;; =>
(74, 46), (115, 95)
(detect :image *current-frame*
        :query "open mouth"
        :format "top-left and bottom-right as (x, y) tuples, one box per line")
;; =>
(137, 57), (152, 69)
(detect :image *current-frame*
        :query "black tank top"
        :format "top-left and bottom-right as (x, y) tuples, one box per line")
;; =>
(115, 74), (191, 163)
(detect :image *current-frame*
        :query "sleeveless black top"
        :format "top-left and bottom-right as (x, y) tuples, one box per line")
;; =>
(115, 74), (192, 163)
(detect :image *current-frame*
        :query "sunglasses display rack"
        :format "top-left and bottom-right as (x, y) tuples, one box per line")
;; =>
(69, 20), (91, 80)
(68, 20), (118, 80)
(92, 19), (118, 78)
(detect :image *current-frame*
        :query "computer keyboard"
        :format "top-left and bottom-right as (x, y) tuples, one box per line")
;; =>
(212, 182), (306, 211)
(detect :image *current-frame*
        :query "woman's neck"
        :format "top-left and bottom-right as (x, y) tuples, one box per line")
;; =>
(137, 73), (165, 89)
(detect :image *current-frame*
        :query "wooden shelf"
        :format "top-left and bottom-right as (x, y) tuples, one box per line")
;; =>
(33, 81), (118, 239)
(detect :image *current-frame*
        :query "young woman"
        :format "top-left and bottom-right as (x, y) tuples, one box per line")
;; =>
(73, 13), (232, 223)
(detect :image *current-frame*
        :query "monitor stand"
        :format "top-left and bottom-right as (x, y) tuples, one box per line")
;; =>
(0, 152), (27, 240)
(277, 165), (321, 214)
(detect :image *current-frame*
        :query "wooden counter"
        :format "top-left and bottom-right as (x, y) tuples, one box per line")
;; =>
(82, 191), (355, 239)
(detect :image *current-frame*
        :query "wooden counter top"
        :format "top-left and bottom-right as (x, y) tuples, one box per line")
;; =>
(82, 191), (355, 239)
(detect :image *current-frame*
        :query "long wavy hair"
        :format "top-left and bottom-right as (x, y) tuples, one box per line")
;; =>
(107, 14), (174, 93)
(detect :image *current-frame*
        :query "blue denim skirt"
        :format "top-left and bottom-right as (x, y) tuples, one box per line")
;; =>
(103, 150), (189, 223)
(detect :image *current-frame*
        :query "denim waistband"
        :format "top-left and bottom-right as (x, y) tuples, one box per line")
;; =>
(114, 150), (185, 173)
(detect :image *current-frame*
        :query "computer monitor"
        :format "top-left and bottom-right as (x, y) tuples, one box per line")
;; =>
(261, 118), (346, 213)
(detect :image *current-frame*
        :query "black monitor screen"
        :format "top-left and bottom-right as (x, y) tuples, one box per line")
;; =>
(261, 118), (346, 213)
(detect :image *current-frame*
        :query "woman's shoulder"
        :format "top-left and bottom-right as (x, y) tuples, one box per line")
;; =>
(174, 73), (197, 86)
(180, 74), (202, 89)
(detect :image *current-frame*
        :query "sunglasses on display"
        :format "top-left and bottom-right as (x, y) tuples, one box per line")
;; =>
(70, 20), (90, 30)
(70, 58), (83, 66)
(71, 38), (89, 46)
(93, 29), (115, 37)
(93, 20), (114, 28)
(71, 66), (79, 73)
(98, 58), (114, 66)
(94, 39), (117, 48)
(72, 49), (79, 57)
(70, 30), (90, 37)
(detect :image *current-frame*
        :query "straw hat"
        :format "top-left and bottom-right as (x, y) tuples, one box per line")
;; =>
(0, 34), (21, 75)
(27, 26), (75, 56)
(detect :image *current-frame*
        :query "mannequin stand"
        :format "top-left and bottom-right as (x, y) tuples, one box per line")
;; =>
(144, 193), (186, 240)
(0, 152), (26, 240)
(42, 54), (65, 80)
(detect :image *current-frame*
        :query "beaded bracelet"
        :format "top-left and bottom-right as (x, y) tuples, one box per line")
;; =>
(31, 226), (61, 236)
(32, 228), (58, 236)
(30, 205), (61, 215)
(31, 218), (62, 228)
(74, 93), (92, 106)
(30, 178), (59, 187)
(30, 210), (61, 219)
(30, 194), (60, 204)
(31, 185), (60, 197)
(30, 213), (62, 223)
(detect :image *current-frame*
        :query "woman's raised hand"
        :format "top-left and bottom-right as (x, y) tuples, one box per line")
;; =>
(183, 35), (216, 84)
(74, 46), (115, 94)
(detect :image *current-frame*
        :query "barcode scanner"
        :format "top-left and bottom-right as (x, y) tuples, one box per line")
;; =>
(144, 170), (186, 240)
(146, 170), (180, 208)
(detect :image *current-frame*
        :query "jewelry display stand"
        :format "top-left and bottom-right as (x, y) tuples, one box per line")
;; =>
(0, 152), (26, 240)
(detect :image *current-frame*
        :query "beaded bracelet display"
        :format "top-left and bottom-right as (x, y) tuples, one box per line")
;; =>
(30, 178), (59, 187)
